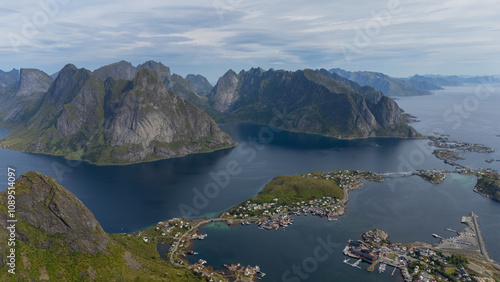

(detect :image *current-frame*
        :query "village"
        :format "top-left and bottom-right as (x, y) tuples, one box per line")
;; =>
(133, 169), (499, 282)
(343, 213), (499, 282)
(413, 169), (448, 184)
(221, 170), (383, 230)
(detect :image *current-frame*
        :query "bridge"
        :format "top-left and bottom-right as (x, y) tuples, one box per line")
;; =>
(378, 171), (414, 177)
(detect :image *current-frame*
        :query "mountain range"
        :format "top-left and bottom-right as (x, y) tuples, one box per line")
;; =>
(330, 68), (500, 96)
(0, 64), (235, 164)
(0, 61), (432, 164)
(329, 68), (433, 96)
(209, 68), (418, 138)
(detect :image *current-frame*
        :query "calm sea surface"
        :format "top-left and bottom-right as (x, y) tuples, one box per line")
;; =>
(0, 84), (499, 281)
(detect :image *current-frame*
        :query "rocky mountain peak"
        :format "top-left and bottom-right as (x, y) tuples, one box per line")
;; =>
(132, 68), (166, 93)
(185, 74), (213, 96)
(47, 65), (96, 106)
(209, 68), (417, 138)
(2, 171), (110, 254)
(137, 60), (171, 80)
(15, 68), (53, 97)
(93, 60), (137, 81)
(210, 69), (240, 112)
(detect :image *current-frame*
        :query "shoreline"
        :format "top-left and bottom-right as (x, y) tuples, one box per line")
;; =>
(343, 213), (500, 281)
(161, 171), (381, 280)
(219, 121), (424, 140)
(0, 140), (237, 166)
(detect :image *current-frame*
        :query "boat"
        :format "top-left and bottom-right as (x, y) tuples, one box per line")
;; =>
(379, 263), (386, 273)
(198, 259), (207, 265)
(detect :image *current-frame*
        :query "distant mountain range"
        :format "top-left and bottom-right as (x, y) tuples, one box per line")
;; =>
(8, 61), (497, 164)
(329, 68), (432, 96)
(329, 68), (500, 96)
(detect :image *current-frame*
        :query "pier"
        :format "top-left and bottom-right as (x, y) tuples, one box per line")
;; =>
(471, 212), (490, 262)
(366, 260), (379, 272)
(343, 258), (362, 269)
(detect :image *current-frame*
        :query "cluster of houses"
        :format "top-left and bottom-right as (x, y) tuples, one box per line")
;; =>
(344, 233), (481, 282)
(256, 214), (293, 230)
(224, 196), (343, 223)
(224, 263), (265, 277)
(413, 169), (447, 183)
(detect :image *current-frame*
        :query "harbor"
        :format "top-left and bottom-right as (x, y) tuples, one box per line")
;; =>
(342, 213), (500, 281)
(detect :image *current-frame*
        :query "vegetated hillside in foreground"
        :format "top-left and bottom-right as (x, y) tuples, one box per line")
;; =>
(0, 171), (207, 281)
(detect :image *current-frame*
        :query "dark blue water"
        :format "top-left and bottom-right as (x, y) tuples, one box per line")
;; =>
(188, 174), (500, 281)
(0, 124), (447, 233)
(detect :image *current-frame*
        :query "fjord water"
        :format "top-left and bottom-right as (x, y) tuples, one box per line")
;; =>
(396, 84), (500, 171)
(0, 84), (499, 280)
(0, 126), (448, 234)
(188, 174), (500, 281)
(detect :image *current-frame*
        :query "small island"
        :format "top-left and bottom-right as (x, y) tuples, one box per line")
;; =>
(429, 136), (495, 153)
(413, 169), (448, 184)
(472, 170), (500, 201)
(433, 149), (467, 168)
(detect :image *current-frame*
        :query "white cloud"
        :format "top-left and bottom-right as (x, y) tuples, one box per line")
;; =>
(0, 0), (499, 81)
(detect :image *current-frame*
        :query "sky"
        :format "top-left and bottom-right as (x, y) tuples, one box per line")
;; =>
(1, 0), (499, 83)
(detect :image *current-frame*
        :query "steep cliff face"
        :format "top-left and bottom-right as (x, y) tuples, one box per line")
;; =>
(94, 60), (209, 109)
(0, 172), (204, 280)
(210, 69), (240, 112)
(0, 65), (235, 164)
(209, 68), (417, 138)
(100, 69), (234, 163)
(185, 74), (213, 96)
(0, 172), (109, 255)
(0, 69), (20, 92)
(15, 69), (54, 97)
(0, 69), (53, 123)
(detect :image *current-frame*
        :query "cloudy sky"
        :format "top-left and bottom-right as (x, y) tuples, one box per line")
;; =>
(1, 0), (499, 83)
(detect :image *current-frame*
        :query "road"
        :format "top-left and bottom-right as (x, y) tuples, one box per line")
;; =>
(169, 218), (226, 267)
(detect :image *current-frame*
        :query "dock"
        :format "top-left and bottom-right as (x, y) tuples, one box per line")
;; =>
(366, 260), (379, 272)
(343, 258), (362, 269)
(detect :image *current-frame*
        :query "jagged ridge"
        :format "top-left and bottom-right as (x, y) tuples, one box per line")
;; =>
(209, 68), (418, 138)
